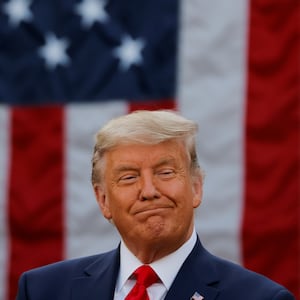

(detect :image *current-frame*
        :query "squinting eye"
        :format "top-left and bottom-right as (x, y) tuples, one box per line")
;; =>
(119, 175), (137, 182)
(161, 170), (172, 175)
(158, 169), (175, 178)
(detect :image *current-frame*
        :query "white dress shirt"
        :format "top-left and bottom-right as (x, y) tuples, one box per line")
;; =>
(114, 229), (197, 300)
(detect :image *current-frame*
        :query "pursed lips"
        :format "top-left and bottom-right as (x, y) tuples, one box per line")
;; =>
(133, 205), (174, 215)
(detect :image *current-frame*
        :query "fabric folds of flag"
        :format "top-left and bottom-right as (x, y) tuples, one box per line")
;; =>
(0, 1), (299, 300)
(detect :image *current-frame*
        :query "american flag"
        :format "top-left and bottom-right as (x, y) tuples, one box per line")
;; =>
(0, 0), (299, 299)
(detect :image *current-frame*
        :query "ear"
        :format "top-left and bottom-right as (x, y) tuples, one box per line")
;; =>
(93, 184), (112, 220)
(192, 174), (203, 208)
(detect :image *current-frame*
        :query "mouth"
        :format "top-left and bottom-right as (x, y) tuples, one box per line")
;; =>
(134, 206), (174, 216)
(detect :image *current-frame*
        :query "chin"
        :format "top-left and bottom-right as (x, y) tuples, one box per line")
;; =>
(143, 218), (178, 241)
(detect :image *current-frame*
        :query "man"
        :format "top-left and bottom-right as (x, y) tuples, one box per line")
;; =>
(16, 110), (295, 299)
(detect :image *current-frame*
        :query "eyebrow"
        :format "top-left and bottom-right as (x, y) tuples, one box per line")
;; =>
(154, 157), (177, 168)
(113, 165), (139, 174)
(113, 157), (178, 174)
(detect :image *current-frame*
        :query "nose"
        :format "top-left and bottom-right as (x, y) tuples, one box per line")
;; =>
(139, 172), (161, 201)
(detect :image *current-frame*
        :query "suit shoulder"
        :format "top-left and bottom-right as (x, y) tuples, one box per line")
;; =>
(23, 248), (117, 279)
(16, 249), (119, 299)
(210, 254), (295, 299)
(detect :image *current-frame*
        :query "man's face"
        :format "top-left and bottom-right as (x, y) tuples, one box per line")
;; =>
(94, 140), (202, 256)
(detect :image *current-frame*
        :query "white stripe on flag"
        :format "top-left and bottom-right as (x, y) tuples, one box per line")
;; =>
(0, 106), (10, 300)
(178, 0), (249, 263)
(65, 101), (127, 259)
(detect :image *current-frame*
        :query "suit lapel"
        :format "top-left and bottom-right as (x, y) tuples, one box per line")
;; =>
(70, 238), (220, 300)
(71, 248), (120, 300)
(165, 238), (220, 300)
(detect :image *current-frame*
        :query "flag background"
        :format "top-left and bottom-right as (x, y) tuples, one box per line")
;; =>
(0, 0), (299, 300)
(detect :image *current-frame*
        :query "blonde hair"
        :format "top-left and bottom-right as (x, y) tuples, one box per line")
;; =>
(91, 110), (201, 184)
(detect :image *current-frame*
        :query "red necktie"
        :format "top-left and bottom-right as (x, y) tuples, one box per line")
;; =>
(125, 265), (159, 300)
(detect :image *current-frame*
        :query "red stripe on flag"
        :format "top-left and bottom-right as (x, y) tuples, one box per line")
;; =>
(8, 106), (64, 300)
(128, 99), (177, 112)
(243, 0), (300, 297)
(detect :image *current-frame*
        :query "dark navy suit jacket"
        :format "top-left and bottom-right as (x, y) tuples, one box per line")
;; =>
(16, 238), (295, 300)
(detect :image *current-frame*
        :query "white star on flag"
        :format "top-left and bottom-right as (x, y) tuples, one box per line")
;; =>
(113, 35), (145, 71)
(2, 0), (33, 27)
(75, 0), (108, 28)
(38, 33), (70, 70)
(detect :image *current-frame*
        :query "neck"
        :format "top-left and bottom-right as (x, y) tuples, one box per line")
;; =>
(123, 230), (194, 264)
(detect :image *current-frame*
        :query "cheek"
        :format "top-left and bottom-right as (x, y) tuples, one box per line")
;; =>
(163, 179), (191, 197)
(178, 186), (198, 211)
(107, 187), (137, 213)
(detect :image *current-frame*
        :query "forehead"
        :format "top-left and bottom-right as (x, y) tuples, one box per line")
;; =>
(104, 140), (189, 168)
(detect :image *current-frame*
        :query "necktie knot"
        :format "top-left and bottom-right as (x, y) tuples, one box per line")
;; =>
(134, 265), (159, 288)
(125, 265), (159, 300)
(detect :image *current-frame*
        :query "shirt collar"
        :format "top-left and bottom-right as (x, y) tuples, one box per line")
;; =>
(116, 229), (197, 292)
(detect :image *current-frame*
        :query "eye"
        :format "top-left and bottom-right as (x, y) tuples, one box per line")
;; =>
(118, 174), (138, 184)
(157, 169), (175, 179)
